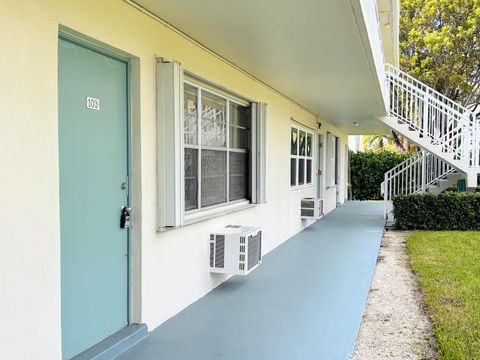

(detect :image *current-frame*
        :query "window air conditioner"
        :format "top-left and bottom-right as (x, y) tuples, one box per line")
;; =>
(301, 198), (323, 219)
(209, 225), (262, 275)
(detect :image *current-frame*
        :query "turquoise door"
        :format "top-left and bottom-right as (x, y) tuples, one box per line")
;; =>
(59, 38), (129, 359)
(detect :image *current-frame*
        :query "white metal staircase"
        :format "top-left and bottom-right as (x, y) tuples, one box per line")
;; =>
(380, 64), (480, 219)
(381, 150), (463, 218)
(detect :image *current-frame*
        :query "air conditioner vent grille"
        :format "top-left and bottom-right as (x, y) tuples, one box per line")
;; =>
(301, 199), (315, 208)
(301, 209), (315, 217)
(215, 235), (225, 268)
(209, 243), (214, 267)
(247, 231), (262, 270)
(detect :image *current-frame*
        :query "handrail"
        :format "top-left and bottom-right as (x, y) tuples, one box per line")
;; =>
(383, 64), (479, 218)
(386, 72), (471, 128)
(382, 151), (455, 218)
(385, 64), (473, 123)
(384, 152), (421, 178)
(385, 64), (479, 168)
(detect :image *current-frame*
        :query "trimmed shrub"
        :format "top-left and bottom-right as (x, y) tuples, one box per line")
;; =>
(393, 192), (480, 230)
(350, 151), (410, 200)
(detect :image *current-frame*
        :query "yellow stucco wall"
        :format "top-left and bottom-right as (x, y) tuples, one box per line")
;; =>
(0, 1), (349, 358)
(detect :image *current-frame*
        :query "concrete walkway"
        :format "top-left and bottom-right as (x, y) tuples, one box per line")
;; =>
(118, 202), (385, 360)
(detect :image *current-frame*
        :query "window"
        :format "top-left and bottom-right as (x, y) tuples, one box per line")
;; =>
(290, 125), (313, 187)
(184, 82), (250, 211)
(156, 59), (266, 229)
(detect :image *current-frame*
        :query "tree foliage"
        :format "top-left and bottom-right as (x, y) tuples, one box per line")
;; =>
(363, 134), (398, 152)
(350, 151), (411, 200)
(400, 0), (480, 110)
(363, 132), (415, 152)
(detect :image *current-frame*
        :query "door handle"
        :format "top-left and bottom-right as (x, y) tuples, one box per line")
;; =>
(120, 206), (132, 229)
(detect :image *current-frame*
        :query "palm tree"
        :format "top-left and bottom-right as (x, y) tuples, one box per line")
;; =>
(363, 131), (414, 152)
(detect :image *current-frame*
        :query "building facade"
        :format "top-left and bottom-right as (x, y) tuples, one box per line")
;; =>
(0, 0), (399, 359)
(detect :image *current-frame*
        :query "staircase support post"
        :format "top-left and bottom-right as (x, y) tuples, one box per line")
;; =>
(463, 125), (470, 165)
(468, 123), (479, 168)
(421, 150), (426, 192)
(422, 93), (429, 138)
(467, 171), (478, 191)
(384, 173), (388, 220)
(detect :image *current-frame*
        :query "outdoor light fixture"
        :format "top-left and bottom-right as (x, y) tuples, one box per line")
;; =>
(383, 12), (393, 29)
(353, 121), (359, 127)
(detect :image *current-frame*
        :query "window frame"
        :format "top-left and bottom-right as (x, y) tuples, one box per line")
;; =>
(156, 61), (266, 230)
(290, 124), (314, 189)
(183, 78), (252, 214)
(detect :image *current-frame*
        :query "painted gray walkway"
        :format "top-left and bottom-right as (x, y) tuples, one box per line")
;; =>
(118, 202), (385, 360)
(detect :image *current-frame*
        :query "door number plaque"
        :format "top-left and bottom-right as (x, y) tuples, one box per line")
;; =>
(86, 97), (100, 111)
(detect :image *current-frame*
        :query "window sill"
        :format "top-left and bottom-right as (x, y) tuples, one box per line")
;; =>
(290, 183), (315, 191)
(326, 184), (339, 190)
(184, 200), (255, 226)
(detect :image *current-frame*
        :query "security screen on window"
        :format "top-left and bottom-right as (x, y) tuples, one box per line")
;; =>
(184, 83), (250, 211)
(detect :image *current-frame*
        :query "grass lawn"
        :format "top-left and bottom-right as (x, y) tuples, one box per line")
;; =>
(407, 231), (480, 360)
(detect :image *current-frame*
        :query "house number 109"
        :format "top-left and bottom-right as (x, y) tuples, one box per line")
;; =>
(86, 97), (100, 111)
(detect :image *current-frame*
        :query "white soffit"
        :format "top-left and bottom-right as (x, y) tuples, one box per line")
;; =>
(377, 0), (400, 66)
(133, 0), (391, 134)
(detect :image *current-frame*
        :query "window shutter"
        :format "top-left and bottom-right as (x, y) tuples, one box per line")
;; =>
(251, 102), (267, 204)
(156, 59), (184, 229)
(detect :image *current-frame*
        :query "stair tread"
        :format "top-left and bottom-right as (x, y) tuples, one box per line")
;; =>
(382, 116), (471, 174)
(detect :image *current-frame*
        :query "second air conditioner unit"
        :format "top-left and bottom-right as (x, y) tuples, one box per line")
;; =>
(209, 225), (262, 276)
(301, 198), (323, 219)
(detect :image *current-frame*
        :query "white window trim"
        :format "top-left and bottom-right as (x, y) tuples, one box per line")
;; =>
(184, 199), (254, 225)
(156, 59), (184, 229)
(251, 102), (267, 204)
(290, 124), (314, 189)
(156, 61), (267, 230)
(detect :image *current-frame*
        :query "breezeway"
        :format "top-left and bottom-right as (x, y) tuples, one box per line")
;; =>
(118, 202), (385, 360)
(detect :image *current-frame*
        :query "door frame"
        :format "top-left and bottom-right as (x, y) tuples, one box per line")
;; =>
(345, 143), (349, 202)
(316, 131), (323, 199)
(58, 26), (142, 329)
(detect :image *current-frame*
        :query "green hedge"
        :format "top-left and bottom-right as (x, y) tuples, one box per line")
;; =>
(393, 192), (480, 230)
(350, 151), (410, 200)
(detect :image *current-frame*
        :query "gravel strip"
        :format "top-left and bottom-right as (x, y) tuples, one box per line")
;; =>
(352, 230), (436, 360)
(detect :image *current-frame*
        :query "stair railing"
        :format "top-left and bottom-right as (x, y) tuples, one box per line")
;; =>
(385, 64), (478, 168)
(424, 152), (456, 187)
(381, 150), (455, 218)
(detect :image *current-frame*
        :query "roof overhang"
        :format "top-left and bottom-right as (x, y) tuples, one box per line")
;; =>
(377, 0), (400, 67)
(133, 0), (399, 134)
